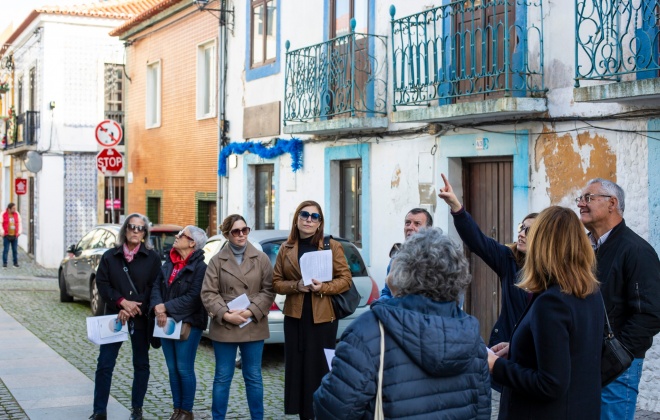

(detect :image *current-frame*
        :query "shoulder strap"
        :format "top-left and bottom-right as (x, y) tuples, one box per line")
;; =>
(323, 235), (333, 250)
(375, 321), (385, 419)
(121, 258), (139, 296)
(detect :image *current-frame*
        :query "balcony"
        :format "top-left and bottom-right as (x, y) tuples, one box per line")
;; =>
(574, 0), (660, 103)
(390, 1), (546, 125)
(4, 111), (39, 153)
(283, 19), (389, 136)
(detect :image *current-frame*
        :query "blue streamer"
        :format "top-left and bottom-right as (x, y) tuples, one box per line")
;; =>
(218, 138), (304, 176)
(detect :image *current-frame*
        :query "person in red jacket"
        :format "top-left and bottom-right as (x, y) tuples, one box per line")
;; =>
(1, 203), (21, 268)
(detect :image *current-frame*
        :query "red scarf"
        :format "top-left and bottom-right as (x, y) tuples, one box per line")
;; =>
(168, 248), (192, 285)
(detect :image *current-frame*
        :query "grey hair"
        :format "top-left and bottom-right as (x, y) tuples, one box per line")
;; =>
(117, 213), (153, 250)
(389, 228), (470, 302)
(587, 178), (625, 214)
(184, 225), (208, 251)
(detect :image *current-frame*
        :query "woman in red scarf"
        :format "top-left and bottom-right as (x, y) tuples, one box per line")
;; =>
(150, 225), (208, 420)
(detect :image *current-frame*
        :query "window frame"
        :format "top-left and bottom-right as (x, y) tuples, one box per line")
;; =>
(245, 0), (281, 81)
(145, 60), (161, 129)
(196, 39), (217, 120)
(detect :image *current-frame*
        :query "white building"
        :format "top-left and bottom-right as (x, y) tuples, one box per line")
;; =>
(205, 0), (660, 409)
(0, 0), (156, 267)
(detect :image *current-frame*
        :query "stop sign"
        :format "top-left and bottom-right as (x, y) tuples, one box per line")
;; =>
(96, 148), (123, 175)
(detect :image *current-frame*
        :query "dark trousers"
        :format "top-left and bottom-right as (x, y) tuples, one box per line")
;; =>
(93, 327), (150, 414)
(2, 235), (17, 266)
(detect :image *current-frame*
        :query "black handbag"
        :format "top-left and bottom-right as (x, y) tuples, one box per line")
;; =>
(323, 235), (361, 319)
(600, 293), (632, 386)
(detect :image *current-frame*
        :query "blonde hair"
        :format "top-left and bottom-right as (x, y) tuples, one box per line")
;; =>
(518, 206), (599, 298)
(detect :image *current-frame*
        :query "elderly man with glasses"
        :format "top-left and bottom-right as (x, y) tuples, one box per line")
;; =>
(577, 178), (660, 420)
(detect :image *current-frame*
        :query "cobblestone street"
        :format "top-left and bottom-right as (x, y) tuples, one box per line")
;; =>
(0, 248), (659, 419)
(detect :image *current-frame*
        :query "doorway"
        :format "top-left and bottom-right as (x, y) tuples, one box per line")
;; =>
(28, 177), (35, 255)
(462, 156), (513, 342)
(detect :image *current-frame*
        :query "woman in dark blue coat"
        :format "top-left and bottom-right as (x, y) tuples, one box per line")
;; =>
(488, 206), (604, 419)
(150, 225), (208, 420)
(314, 228), (491, 419)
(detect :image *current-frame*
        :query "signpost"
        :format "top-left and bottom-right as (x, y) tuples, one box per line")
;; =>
(15, 178), (27, 195)
(96, 147), (123, 223)
(95, 119), (123, 148)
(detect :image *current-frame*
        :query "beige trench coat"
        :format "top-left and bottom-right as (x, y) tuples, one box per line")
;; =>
(201, 241), (275, 342)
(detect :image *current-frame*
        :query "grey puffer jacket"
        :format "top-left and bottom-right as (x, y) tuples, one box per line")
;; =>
(313, 294), (491, 419)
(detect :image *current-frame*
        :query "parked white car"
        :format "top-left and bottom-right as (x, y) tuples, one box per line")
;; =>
(202, 230), (379, 343)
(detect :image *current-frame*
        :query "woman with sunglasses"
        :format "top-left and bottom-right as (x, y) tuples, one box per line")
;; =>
(272, 200), (352, 420)
(201, 214), (275, 420)
(439, 174), (537, 352)
(150, 225), (208, 420)
(90, 214), (162, 420)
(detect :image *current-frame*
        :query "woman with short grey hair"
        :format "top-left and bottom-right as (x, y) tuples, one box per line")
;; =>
(150, 225), (209, 420)
(314, 228), (491, 419)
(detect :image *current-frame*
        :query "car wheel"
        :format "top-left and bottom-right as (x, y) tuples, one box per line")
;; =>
(58, 270), (74, 303)
(90, 278), (105, 316)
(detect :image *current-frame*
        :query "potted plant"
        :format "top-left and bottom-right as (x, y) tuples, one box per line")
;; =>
(0, 82), (8, 93)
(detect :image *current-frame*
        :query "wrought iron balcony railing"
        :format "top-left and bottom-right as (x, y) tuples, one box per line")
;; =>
(8, 111), (39, 148)
(284, 19), (388, 124)
(575, 0), (660, 86)
(390, 1), (545, 109)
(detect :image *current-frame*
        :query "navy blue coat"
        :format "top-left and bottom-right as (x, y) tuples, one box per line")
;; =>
(452, 209), (529, 347)
(313, 294), (491, 419)
(150, 249), (208, 330)
(492, 285), (604, 419)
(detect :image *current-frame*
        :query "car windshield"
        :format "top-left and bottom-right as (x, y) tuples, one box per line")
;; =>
(151, 231), (178, 260)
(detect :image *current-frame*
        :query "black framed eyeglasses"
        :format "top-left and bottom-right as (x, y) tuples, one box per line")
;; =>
(176, 231), (194, 241)
(298, 210), (322, 222)
(575, 194), (612, 204)
(127, 223), (146, 232)
(230, 227), (251, 237)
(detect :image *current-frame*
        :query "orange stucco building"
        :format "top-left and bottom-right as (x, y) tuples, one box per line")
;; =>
(112, 0), (219, 234)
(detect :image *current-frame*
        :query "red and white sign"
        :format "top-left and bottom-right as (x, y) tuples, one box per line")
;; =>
(96, 148), (123, 175)
(95, 119), (123, 148)
(15, 178), (27, 195)
(105, 199), (121, 209)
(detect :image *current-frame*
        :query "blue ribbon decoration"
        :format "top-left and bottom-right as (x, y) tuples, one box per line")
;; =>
(218, 138), (303, 176)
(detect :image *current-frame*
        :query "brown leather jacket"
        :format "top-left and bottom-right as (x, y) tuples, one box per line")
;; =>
(272, 238), (352, 323)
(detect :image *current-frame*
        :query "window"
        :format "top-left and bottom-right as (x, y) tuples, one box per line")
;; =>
(17, 77), (23, 114)
(146, 196), (161, 224)
(146, 61), (161, 128)
(28, 67), (36, 111)
(340, 159), (362, 246)
(197, 41), (217, 119)
(250, 0), (277, 68)
(255, 164), (275, 229)
(104, 176), (125, 224)
(197, 199), (217, 236)
(104, 64), (125, 143)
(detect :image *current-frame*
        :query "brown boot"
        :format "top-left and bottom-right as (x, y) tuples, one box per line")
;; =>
(178, 409), (194, 420)
(168, 409), (181, 420)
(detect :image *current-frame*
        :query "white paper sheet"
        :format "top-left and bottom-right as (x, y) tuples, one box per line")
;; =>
(87, 315), (129, 345)
(324, 348), (336, 371)
(300, 250), (333, 286)
(153, 317), (182, 339)
(228, 293), (253, 328)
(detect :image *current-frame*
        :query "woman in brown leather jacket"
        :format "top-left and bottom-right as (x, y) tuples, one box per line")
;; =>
(273, 200), (352, 420)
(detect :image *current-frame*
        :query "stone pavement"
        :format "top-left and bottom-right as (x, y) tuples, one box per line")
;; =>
(1, 247), (659, 419)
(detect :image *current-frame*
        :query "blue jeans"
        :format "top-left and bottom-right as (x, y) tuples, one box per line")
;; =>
(161, 327), (202, 411)
(93, 327), (150, 414)
(601, 357), (644, 420)
(212, 340), (264, 420)
(2, 236), (17, 266)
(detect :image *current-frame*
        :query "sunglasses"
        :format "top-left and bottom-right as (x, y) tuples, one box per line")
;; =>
(127, 223), (146, 232)
(298, 210), (322, 222)
(176, 231), (194, 241)
(518, 224), (531, 235)
(575, 194), (612, 204)
(230, 227), (251, 237)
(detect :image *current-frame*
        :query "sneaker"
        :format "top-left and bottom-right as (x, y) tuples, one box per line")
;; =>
(2, 264), (6, 269)
(130, 407), (143, 420)
(13, 264), (19, 268)
(88, 414), (107, 420)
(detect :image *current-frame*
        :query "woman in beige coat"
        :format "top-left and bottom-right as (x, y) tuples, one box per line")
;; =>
(201, 214), (274, 420)
(272, 200), (352, 420)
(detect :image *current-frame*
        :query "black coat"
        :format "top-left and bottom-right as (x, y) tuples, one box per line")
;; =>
(492, 285), (604, 420)
(452, 208), (529, 347)
(96, 243), (162, 329)
(595, 219), (660, 358)
(150, 249), (208, 330)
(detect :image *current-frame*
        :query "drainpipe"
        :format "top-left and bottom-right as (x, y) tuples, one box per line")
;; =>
(217, 0), (230, 234)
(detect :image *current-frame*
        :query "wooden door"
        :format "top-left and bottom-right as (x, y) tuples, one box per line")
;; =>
(462, 157), (513, 342)
(455, 0), (515, 102)
(28, 177), (35, 255)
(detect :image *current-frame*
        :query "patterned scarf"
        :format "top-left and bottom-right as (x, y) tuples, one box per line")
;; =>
(123, 243), (140, 263)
